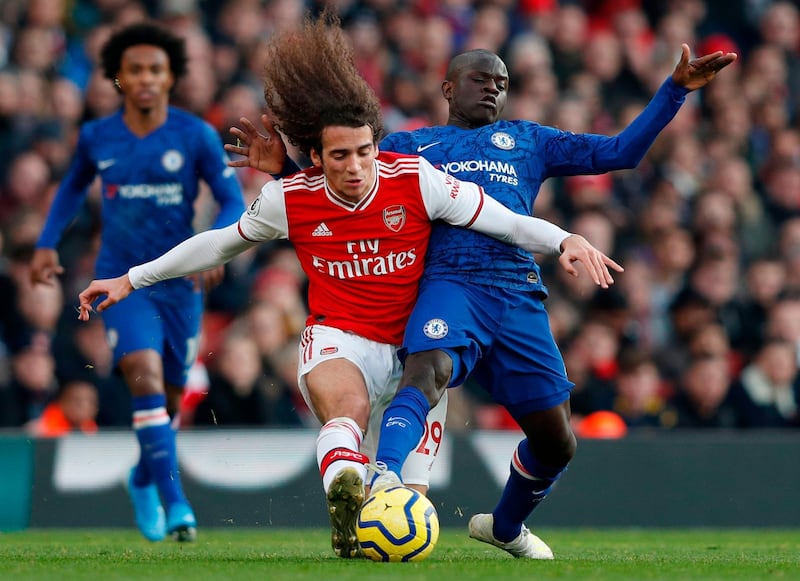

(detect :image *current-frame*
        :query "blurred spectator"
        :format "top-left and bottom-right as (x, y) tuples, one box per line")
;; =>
(26, 379), (99, 438)
(729, 338), (799, 428)
(704, 155), (773, 263)
(550, 3), (591, 87)
(655, 286), (718, 383)
(52, 315), (131, 427)
(611, 346), (674, 429)
(566, 319), (621, 416)
(192, 329), (302, 427)
(1, 341), (59, 427)
(764, 295), (800, 366)
(671, 355), (738, 428)
(250, 264), (308, 336)
(382, 68), (429, 134)
(739, 257), (787, 359)
(685, 251), (748, 355)
(778, 217), (800, 294)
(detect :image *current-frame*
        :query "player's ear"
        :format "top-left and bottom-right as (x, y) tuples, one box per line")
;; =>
(441, 79), (453, 100)
(310, 148), (322, 167)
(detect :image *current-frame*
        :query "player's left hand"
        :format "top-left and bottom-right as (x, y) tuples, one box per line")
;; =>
(671, 43), (737, 91)
(187, 265), (225, 292)
(77, 274), (134, 320)
(558, 234), (624, 289)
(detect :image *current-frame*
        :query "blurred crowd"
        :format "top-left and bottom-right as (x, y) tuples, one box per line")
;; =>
(1, 0), (800, 437)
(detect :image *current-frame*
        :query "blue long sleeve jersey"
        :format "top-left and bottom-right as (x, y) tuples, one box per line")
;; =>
(37, 107), (245, 278)
(380, 77), (689, 294)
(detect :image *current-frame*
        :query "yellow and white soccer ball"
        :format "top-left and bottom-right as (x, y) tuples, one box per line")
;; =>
(356, 485), (440, 562)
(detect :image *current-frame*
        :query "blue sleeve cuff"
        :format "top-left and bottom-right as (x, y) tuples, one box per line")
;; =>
(270, 157), (301, 180)
(664, 77), (691, 99)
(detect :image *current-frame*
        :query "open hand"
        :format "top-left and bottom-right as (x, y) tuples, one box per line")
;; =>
(224, 113), (287, 174)
(672, 43), (738, 91)
(557, 234), (624, 289)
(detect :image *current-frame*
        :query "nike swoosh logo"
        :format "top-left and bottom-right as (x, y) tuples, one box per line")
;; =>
(98, 159), (116, 170)
(416, 142), (441, 152)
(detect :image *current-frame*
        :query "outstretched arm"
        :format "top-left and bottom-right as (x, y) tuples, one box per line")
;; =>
(545, 43), (738, 176)
(78, 224), (257, 319)
(420, 157), (623, 287)
(470, 195), (623, 288)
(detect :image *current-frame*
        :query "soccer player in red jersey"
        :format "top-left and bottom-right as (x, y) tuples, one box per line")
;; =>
(77, 12), (622, 559)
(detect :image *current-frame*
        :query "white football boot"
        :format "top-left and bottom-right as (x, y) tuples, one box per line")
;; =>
(367, 461), (402, 496)
(468, 513), (554, 559)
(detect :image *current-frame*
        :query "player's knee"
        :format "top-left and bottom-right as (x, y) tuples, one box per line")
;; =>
(555, 429), (577, 465)
(402, 351), (451, 408)
(522, 419), (576, 468)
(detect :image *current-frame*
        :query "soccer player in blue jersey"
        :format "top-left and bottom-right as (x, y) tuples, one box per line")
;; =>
(30, 22), (245, 543)
(368, 44), (737, 558)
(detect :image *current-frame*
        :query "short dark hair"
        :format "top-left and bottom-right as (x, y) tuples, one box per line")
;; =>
(100, 22), (188, 83)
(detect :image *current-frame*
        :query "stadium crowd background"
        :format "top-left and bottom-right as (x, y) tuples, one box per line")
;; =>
(1, 0), (800, 436)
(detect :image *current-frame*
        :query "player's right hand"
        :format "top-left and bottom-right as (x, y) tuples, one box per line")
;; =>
(558, 234), (624, 289)
(77, 274), (134, 321)
(225, 113), (287, 174)
(30, 248), (64, 286)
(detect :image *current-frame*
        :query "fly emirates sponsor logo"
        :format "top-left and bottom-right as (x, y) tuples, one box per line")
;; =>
(311, 239), (418, 279)
(440, 159), (518, 186)
(117, 183), (183, 206)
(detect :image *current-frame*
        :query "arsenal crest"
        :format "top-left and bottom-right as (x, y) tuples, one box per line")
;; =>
(383, 205), (406, 232)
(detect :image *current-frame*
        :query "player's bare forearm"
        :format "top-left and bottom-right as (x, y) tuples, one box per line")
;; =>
(558, 234), (624, 289)
(77, 274), (134, 321)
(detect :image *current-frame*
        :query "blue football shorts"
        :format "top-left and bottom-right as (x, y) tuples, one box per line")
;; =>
(99, 279), (203, 388)
(400, 278), (573, 418)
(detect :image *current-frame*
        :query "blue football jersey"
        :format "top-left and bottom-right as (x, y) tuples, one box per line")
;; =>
(38, 106), (245, 278)
(381, 77), (687, 293)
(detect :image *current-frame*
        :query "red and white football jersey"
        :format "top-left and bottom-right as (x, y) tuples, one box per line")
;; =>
(238, 152), (485, 344)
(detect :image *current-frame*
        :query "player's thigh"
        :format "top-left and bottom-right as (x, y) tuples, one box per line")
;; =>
(475, 294), (573, 418)
(401, 279), (502, 386)
(298, 325), (402, 428)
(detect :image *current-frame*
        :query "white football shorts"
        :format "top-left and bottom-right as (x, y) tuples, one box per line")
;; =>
(297, 324), (447, 487)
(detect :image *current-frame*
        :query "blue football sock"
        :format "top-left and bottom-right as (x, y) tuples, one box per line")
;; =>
(132, 394), (187, 507)
(131, 457), (151, 488)
(374, 387), (431, 475)
(492, 438), (566, 542)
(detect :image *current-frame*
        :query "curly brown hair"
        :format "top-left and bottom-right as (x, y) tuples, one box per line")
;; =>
(262, 10), (383, 157)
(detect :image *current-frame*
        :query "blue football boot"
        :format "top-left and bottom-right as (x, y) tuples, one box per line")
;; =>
(167, 501), (197, 542)
(127, 468), (166, 542)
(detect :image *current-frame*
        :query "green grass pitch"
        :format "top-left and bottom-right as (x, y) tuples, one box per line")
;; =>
(1, 528), (799, 580)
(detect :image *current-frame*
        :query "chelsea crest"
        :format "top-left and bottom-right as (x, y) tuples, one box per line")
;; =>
(490, 132), (515, 150)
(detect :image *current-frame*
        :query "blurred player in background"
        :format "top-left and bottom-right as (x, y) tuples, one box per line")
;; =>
(31, 22), (245, 543)
(76, 11), (622, 559)
(369, 45), (737, 559)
